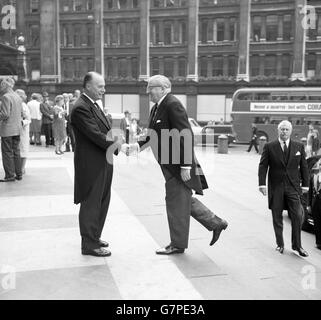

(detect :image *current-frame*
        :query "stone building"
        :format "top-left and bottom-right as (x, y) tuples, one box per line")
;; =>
(1, 0), (320, 123)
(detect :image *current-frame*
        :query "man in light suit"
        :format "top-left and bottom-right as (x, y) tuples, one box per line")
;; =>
(70, 72), (121, 257)
(258, 120), (309, 257)
(0, 77), (23, 182)
(131, 75), (228, 255)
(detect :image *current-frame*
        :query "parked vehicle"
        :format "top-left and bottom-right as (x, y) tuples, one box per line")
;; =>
(200, 125), (238, 145)
(188, 118), (203, 144)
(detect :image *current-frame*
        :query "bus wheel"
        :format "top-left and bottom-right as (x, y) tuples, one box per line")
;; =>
(257, 131), (268, 142)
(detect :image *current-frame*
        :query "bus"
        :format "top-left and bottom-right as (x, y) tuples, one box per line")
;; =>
(231, 87), (321, 143)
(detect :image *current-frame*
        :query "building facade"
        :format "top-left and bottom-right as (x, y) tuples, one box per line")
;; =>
(1, 0), (320, 124)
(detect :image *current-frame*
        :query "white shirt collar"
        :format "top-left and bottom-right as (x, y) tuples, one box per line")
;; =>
(279, 138), (290, 148)
(156, 93), (168, 107)
(83, 93), (103, 110)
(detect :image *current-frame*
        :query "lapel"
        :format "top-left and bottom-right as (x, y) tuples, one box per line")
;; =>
(287, 140), (296, 164)
(81, 94), (110, 131)
(149, 94), (170, 128)
(274, 140), (286, 167)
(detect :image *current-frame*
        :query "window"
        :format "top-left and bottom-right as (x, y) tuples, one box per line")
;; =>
(228, 56), (237, 76)
(283, 15), (292, 40)
(133, 0), (139, 8)
(105, 58), (113, 79)
(216, 19), (225, 41)
(252, 16), (261, 41)
(164, 21), (173, 45)
(118, 22), (126, 46)
(131, 57), (138, 79)
(266, 15), (278, 41)
(87, 24), (94, 47)
(164, 58), (174, 78)
(307, 53), (316, 78)
(237, 93), (253, 101)
(281, 54), (291, 76)
(106, 0), (113, 9)
(73, 0), (83, 11)
(105, 23), (111, 46)
(118, 58), (127, 78)
(264, 55), (276, 76)
(229, 18), (236, 41)
(152, 22), (161, 44)
(213, 56), (223, 76)
(75, 59), (82, 79)
(29, 24), (40, 47)
(62, 0), (71, 12)
(87, 0), (93, 10)
(74, 24), (82, 47)
(180, 21), (187, 44)
(178, 57), (186, 77)
(250, 55), (260, 76)
(151, 58), (160, 75)
(30, 0), (39, 13)
(153, 0), (164, 7)
(118, 0), (128, 9)
(166, 0), (175, 7)
(200, 20), (208, 43)
(199, 57), (207, 77)
(132, 22), (139, 45)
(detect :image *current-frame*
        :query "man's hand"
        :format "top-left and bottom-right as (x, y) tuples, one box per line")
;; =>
(301, 187), (309, 194)
(259, 186), (267, 196)
(181, 168), (191, 182)
(120, 143), (139, 155)
(121, 143), (130, 154)
(307, 206), (311, 214)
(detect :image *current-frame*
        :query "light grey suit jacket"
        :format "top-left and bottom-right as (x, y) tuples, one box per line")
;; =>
(0, 90), (23, 137)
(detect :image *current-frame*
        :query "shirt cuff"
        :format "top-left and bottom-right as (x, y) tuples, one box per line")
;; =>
(181, 166), (192, 170)
(301, 187), (309, 191)
(259, 185), (266, 188)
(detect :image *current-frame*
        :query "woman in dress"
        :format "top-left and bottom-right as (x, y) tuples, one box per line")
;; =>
(52, 95), (67, 155)
(15, 89), (31, 174)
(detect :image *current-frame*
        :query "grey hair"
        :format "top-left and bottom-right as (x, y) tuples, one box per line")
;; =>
(278, 120), (292, 130)
(0, 77), (15, 90)
(148, 75), (172, 93)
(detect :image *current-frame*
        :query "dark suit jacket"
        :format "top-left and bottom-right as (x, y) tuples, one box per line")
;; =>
(258, 139), (309, 209)
(70, 94), (118, 204)
(138, 93), (208, 195)
(40, 101), (54, 124)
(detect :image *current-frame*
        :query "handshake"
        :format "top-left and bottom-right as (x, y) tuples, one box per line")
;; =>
(120, 143), (140, 156)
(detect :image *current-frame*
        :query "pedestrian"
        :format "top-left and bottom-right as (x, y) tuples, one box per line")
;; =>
(312, 128), (320, 156)
(247, 123), (259, 153)
(307, 157), (321, 250)
(40, 92), (54, 148)
(258, 120), (309, 257)
(70, 71), (121, 257)
(0, 77), (23, 182)
(28, 93), (42, 145)
(306, 124), (314, 158)
(15, 89), (31, 175)
(120, 110), (131, 143)
(52, 95), (67, 155)
(129, 75), (228, 255)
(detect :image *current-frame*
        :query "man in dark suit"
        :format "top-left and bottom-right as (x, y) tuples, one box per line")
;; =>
(258, 120), (309, 257)
(40, 92), (54, 147)
(0, 77), (23, 182)
(130, 75), (228, 255)
(70, 72), (120, 257)
(247, 123), (259, 153)
(120, 110), (131, 143)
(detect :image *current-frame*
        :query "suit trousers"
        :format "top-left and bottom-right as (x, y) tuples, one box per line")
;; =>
(162, 167), (224, 249)
(271, 180), (303, 248)
(1, 135), (22, 179)
(312, 194), (321, 246)
(42, 123), (54, 146)
(79, 163), (113, 250)
(66, 122), (75, 151)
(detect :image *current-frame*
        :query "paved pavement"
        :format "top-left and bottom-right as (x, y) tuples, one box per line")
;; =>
(0, 143), (321, 300)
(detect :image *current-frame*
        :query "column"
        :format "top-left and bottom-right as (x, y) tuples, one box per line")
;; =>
(260, 16), (266, 41)
(236, 0), (250, 81)
(93, 0), (104, 75)
(186, 0), (198, 81)
(39, 0), (61, 83)
(138, 0), (150, 81)
(291, 0), (306, 81)
(277, 14), (283, 41)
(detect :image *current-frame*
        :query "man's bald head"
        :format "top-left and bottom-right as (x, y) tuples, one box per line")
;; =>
(83, 71), (105, 101)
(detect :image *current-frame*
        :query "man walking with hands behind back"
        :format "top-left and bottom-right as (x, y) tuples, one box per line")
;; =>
(258, 120), (309, 257)
(70, 72), (120, 257)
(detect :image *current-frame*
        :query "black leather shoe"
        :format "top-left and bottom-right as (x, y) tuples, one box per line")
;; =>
(99, 239), (109, 248)
(82, 248), (111, 257)
(0, 177), (15, 182)
(210, 220), (228, 246)
(156, 245), (185, 255)
(292, 246), (309, 257)
(15, 176), (22, 181)
(316, 244), (321, 250)
(275, 246), (284, 254)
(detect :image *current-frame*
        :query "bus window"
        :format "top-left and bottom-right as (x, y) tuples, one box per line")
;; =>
(271, 94), (288, 101)
(253, 93), (271, 101)
(308, 95), (321, 101)
(237, 93), (252, 100)
(290, 95), (307, 101)
(254, 116), (266, 124)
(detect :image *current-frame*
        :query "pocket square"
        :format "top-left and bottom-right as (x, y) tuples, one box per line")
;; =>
(295, 151), (301, 156)
(156, 120), (161, 123)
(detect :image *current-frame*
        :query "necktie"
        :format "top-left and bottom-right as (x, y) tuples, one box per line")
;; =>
(283, 141), (288, 160)
(151, 103), (158, 124)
